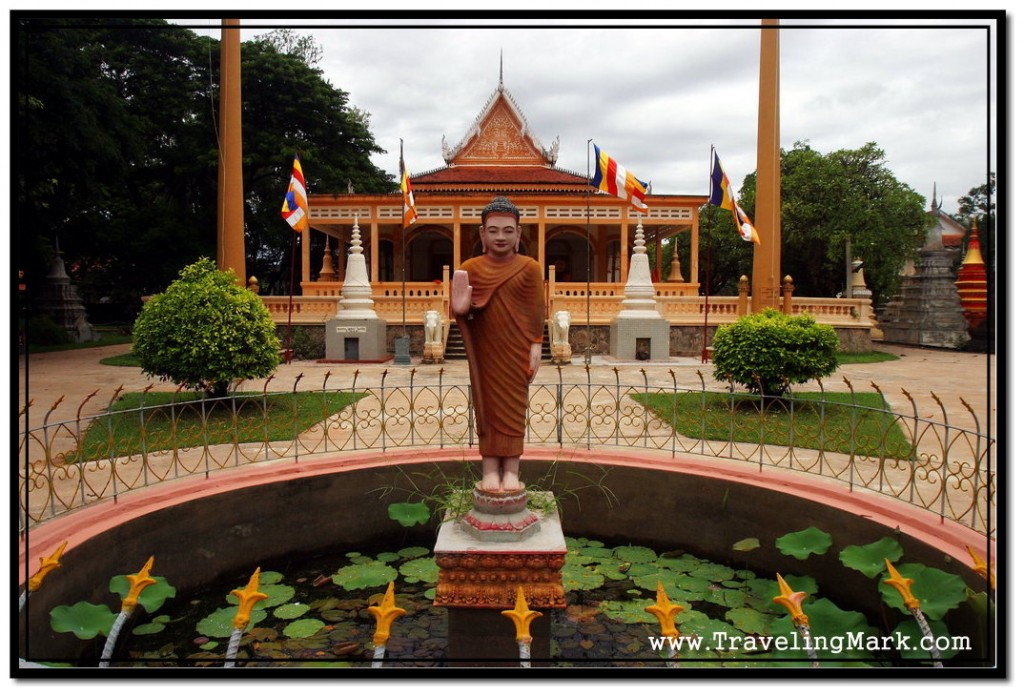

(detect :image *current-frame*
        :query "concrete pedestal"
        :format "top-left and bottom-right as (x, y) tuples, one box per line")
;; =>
(434, 489), (566, 664)
(325, 317), (388, 361)
(609, 316), (670, 360)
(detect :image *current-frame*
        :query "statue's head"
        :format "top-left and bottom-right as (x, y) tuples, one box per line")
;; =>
(480, 196), (520, 225)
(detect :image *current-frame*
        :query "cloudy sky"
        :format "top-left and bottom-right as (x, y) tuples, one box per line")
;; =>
(174, 11), (999, 210)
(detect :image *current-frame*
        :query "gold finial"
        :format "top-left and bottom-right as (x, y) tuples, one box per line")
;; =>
(122, 556), (158, 611)
(501, 586), (542, 643)
(231, 568), (269, 630)
(882, 558), (920, 609)
(27, 540), (68, 592)
(965, 545), (995, 589)
(645, 581), (685, 638)
(369, 581), (407, 645)
(773, 573), (809, 626)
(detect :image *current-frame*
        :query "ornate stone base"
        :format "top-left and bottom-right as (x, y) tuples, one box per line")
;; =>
(550, 343), (572, 364)
(433, 490), (566, 610)
(421, 341), (445, 364)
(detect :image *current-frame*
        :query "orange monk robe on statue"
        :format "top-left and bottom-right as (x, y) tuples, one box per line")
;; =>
(455, 254), (546, 458)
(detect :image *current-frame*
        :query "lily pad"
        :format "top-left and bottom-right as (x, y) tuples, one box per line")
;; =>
(562, 563), (606, 591)
(388, 501), (431, 527)
(578, 546), (615, 560)
(599, 598), (659, 624)
(49, 602), (117, 639)
(654, 555), (703, 572)
(131, 622), (166, 636)
(612, 545), (658, 564)
(424, 588), (436, 601)
(273, 603), (310, 620)
(196, 606), (267, 638)
(399, 557), (439, 584)
(878, 562), (968, 621)
(109, 575), (177, 614)
(704, 586), (747, 609)
(839, 537), (904, 578)
(225, 582), (295, 609)
(592, 563), (629, 581)
(397, 546), (430, 559)
(282, 618), (326, 639)
(725, 606), (775, 635)
(376, 552), (401, 563)
(689, 562), (736, 583)
(769, 598), (877, 662)
(259, 571), (285, 585)
(732, 537), (761, 552)
(332, 561), (398, 591)
(630, 568), (682, 592)
(775, 526), (833, 560)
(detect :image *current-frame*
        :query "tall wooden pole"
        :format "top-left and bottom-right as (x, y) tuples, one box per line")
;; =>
(217, 18), (246, 284)
(751, 18), (781, 312)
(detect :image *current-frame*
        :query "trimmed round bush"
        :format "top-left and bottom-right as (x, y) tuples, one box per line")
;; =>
(711, 309), (839, 396)
(132, 258), (281, 397)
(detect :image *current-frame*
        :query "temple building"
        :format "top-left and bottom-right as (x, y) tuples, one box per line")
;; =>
(270, 75), (876, 356)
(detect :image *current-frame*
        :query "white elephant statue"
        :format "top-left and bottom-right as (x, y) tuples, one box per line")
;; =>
(549, 310), (572, 364)
(422, 310), (444, 363)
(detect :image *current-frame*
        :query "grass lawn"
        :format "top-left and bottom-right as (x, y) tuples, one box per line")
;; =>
(631, 390), (913, 459)
(99, 351), (141, 367)
(836, 351), (900, 365)
(68, 390), (367, 462)
(28, 326), (133, 354)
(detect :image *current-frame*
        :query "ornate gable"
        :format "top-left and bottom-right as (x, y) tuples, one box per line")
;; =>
(443, 84), (558, 167)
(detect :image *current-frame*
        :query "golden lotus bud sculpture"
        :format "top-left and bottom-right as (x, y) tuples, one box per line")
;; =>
(27, 540), (68, 592)
(645, 581), (685, 638)
(501, 586), (542, 643)
(122, 556), (158, 611)
(773, 573), (809, 627)
(966, 545), (995, 590)
(882, 558), (920, 609)
(230, 567), (269, 630)
(369, 581), (407, 646)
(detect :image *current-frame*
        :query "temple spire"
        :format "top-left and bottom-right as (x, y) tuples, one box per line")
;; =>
(499, 50), (504, 87)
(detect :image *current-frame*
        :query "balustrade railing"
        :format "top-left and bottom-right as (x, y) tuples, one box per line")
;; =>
(19, 369), (994, 536)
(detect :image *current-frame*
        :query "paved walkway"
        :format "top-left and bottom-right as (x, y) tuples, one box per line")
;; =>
(17, 342), (997, 438)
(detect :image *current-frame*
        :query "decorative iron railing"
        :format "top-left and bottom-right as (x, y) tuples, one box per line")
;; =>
(18, 368), (994, 535)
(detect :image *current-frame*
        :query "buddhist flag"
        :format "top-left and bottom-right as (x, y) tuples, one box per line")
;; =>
(400, 140), (417, 227)
(281, 154), (308, 232)
(709, 150), (759, 244)
(591, 144), (649, 211)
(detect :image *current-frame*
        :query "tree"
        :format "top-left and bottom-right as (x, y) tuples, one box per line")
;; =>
(132, 258), (281, 398)
(712, 309), (839, 396)
(700, 142), (929, 305)
(16, 19), (394, 316)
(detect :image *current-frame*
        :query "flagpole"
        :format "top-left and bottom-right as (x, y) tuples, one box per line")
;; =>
(585, 139), (593, 366)
(702, 145), (714, 364)
(394, 139), (412, 365)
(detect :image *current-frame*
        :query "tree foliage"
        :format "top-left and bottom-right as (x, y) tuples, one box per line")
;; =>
(712, 309), (840, 396)
(16, 18), (394, 317)
(132, 258), (281, 397)
(697, 142), (928, 304)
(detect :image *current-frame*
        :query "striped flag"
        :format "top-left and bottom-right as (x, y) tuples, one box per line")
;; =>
(709, 150), (760, 244)
(591, 144), (649, 211)
(400, 140), (417, 227)
(280, 154), (308, 232)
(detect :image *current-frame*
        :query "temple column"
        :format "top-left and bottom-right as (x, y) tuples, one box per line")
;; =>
(216, 18), (245, 284)
(752, 18), (782, 312)
(619, 220), (630, 284)
(301, 229), (310, 283)
(453, 223), (463, 269)
(370, 221), (380, 282)
(537, 221), (547, 272)
(690, 216), (700, 285)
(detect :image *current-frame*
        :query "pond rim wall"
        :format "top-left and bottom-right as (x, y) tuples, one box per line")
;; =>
(18, 445), (993, 666)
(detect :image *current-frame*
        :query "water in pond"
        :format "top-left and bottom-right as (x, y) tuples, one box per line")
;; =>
(110, 536), (929, 668)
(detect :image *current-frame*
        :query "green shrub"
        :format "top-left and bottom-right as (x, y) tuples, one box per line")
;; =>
(27, 315), (70, 346)
(712, 309), (839, 396)
(132, 258), (281, 398)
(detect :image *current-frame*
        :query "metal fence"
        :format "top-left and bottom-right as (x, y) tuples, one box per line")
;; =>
(19, 368), (995, 535)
